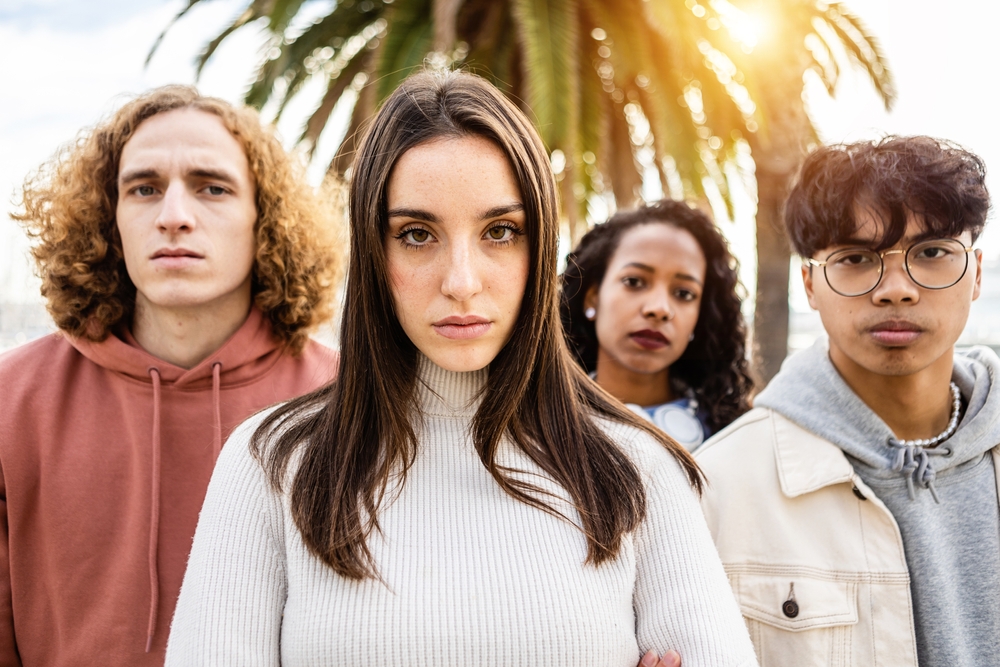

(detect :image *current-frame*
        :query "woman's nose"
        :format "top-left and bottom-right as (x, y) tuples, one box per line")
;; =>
(440, 240), (483, 302)
(642, 288), (673, 321)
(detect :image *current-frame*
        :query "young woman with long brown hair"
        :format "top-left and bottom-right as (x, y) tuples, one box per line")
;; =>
(166, 71), (756, 666)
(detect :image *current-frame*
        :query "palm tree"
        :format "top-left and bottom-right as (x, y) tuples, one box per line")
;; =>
(725, 0), (894, 381)
(152, 0), (893, 381)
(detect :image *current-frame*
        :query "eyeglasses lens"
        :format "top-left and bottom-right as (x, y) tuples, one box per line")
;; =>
(906, 239), (968, 289)
(824, 249), (882, 296)
(823, 239), (968, 296)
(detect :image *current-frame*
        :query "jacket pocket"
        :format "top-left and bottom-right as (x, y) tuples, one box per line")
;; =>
(732, 572), (858, 667)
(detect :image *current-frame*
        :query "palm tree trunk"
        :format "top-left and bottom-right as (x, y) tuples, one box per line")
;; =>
(746, 55), (814, 385)
(751, 164), (792, 385)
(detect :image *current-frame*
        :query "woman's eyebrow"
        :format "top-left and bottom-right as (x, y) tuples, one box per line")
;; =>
(674, 273), (704, 286)
(479, 203), (524, 220)
(623, 261), (655, 272)
(387, 207), (440, 222)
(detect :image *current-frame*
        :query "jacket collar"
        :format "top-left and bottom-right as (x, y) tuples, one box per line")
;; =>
(770, 411), (856, 498)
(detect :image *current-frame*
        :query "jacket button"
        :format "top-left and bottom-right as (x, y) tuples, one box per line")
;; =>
(782, 600), (799, 618)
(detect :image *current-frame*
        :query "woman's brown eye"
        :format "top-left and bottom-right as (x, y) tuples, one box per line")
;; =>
(488, 226), (510, 240)
(409, 229), (429, 243)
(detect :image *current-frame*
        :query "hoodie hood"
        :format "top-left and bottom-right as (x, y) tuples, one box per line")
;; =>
(66, 306), (283, 389)
(756, 337), (1000, 492)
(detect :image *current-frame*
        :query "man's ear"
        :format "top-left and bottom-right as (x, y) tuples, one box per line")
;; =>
(802, 263), (820, 310)
(972, 248), (984, 301)
(584, 285), (599, 313)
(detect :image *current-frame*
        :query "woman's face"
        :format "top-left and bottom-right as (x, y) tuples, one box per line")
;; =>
(585, 223), (707, 376)
(385, 135), (529, 373)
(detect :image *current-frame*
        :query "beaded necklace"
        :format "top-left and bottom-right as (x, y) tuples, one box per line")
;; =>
(895, 382), (962, 448)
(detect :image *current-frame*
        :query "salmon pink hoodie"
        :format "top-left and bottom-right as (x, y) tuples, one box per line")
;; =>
(0, 307), (337, 666)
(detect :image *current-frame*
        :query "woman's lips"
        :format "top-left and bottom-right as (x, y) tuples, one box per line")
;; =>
(868, 321), (923, 346)
(432, 316), (492, 340)
(630, 329), (670, 350)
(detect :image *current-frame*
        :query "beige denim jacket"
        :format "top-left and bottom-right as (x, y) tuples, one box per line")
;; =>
(696, 407), (1000, 667)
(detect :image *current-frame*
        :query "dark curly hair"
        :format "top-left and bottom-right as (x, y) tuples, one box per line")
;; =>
(560, 199), (754, 434)
(785, 135), (990, 257)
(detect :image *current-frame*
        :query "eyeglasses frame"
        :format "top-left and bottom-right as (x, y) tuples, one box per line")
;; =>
(804, 239), (976, 297)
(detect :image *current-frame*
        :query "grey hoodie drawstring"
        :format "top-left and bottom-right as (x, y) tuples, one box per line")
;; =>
(146, 367), (163, 652)
(888, 437), (953, 503)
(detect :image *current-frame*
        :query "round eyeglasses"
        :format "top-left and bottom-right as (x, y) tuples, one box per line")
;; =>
(805, 238), (975, 297)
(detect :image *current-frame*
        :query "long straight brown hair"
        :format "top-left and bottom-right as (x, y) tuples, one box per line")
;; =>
(253, 69), (702, 580)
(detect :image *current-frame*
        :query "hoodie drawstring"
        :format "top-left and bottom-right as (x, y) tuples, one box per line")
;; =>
(146, 367), (163, 653)
(212, 362), (223, 461)
(888, 437), (953, 503)
(144, 362), (223, 651)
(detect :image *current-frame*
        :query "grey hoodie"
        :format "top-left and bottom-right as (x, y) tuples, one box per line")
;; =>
(755, 338), (1000, 667)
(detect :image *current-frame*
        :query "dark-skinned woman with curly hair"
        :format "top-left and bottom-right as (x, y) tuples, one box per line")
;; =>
(561, 200), (754, 450)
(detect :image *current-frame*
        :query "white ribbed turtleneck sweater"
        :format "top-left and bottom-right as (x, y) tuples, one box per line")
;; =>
(166, 359), (756, 666)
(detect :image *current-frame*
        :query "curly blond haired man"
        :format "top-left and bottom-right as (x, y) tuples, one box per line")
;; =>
(2, 86), (342, 666)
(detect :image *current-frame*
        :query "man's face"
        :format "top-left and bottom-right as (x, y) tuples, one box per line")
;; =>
(116, 108), (258, 317)
(804, 206), (982, 380)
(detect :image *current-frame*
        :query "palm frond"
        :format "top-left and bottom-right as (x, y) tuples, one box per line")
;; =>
(375, 0), (435, 102)
(195, 5), (268, 76)
(330, 76), (378, 177)
(820, 4), (895, 108)
(244, 2), (381, 109)
(145, 0), (214, 66)
(300, 52), (371, 152)
(605, 99), (644, 206)
(511, 0), (581, 151)
(433, 0), (465, 51)
(266, 0), (312, 33)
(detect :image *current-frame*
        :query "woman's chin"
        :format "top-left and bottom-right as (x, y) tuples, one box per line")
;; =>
(615, 350), (680, 376)
(420, 342), (500, 373)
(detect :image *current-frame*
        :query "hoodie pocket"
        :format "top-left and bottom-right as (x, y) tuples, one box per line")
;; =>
(732, 573), (858, 667)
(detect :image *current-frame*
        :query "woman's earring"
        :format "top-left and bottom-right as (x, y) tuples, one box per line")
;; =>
(689, 333), (695, 342)
(585, 307), (597, 320)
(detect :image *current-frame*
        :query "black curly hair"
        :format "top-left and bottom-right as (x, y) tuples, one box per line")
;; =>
(560, 199), (754, 434)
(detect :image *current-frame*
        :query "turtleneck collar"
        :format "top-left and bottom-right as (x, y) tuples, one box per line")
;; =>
(415, 354), (488, 418)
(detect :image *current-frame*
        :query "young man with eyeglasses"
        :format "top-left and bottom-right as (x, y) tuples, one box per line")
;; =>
(695, 136), (998, 667)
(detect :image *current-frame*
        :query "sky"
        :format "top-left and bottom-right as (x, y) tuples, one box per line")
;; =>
(2, 0), (1000, 312)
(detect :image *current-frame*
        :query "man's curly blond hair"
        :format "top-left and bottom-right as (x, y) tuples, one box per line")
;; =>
(14, 85), (343, 354)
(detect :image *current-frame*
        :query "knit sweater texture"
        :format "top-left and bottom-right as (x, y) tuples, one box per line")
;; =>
(0, 308), (338, 667)
(755, 338), (1000, 667)
(166, 357), (758, 666)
